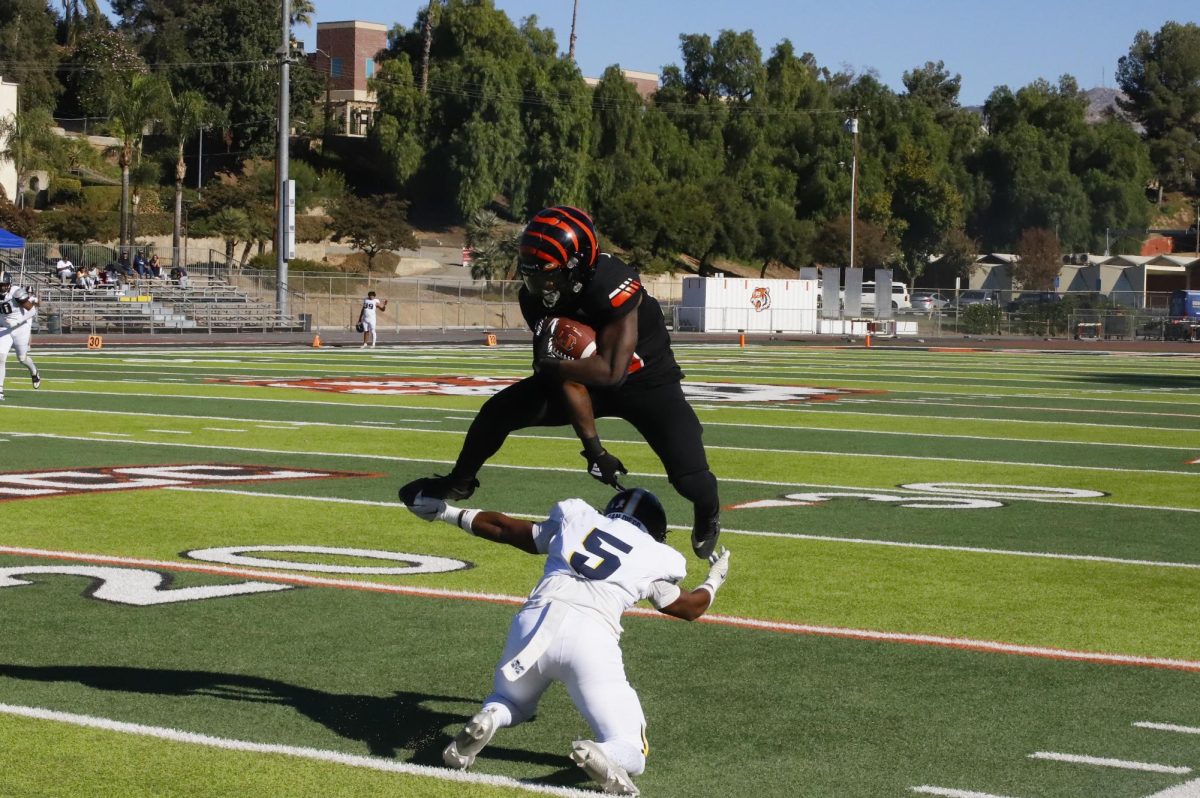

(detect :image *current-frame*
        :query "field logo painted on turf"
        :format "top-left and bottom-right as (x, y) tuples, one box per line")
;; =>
(0, 464), (372, 503)
(225, 376), (877, 404)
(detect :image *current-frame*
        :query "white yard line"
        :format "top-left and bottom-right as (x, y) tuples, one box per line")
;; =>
(145, 429), (192, 435)
(90, 431), (131, 437)
(911, 787), (1019, 798)
(0, 703), (597, 797)
(4, 545), (1200, 674)
(1136, 722), (1200, 735)
(1028, 751), (1191, 774)
(12, 432), (1200, 518)
(7, 411), (1200, 477)
(203, 427), (247, 433)
(166, 486), (1200, 572)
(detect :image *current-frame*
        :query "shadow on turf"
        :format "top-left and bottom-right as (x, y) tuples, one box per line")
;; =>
(0, 663), (577, 779)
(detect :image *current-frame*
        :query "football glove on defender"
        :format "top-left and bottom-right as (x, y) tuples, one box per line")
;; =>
(580, 436), (627, 489)
(699, 546), (731, 600)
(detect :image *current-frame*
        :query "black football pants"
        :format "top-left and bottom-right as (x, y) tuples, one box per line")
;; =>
(448, 375), (720, 513)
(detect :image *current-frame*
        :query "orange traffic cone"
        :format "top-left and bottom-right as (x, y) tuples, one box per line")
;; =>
(311, 334), (322, 348)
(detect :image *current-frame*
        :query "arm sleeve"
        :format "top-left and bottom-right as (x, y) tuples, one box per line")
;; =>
(647, 579), (683, 610)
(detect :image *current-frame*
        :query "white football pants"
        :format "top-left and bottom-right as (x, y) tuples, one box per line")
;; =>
(480, 602), (648, 776)
(0, 322), (36, 394)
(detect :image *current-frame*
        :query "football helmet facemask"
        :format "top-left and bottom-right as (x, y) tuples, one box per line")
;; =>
(604, 488), (668, 542)
(518, 206), (598, 308)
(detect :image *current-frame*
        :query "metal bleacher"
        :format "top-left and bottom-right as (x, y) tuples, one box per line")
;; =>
(30, 270), (306, 335)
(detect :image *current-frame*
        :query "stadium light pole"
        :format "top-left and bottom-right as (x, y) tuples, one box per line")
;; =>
(844, 116), (859, 271)
(276, 0), (291, 320)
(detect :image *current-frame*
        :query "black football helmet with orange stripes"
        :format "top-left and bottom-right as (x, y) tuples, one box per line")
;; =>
(517, 206), (598, 308)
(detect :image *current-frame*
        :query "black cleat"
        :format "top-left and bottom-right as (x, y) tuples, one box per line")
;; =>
(399, 474), (479, 505)
(691, 507), (721, 559)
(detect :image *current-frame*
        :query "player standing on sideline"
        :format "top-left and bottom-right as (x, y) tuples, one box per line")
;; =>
(357, 290), (387, 348)
(0, 272), (42, 401)
(401, 484), (731, 795)
(401, 206), (723, 559)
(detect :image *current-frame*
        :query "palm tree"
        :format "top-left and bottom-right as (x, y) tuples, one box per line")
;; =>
(106, 72), (169, 248)
(162, 89), (211, 266)
(0, 108), (56, 207)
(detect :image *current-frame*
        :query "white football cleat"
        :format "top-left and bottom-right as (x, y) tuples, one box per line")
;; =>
(442, 707), (499, 770)
(570, 740), (639, 795)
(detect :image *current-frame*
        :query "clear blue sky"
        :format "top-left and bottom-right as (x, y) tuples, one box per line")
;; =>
(99, 1), (1198, 106)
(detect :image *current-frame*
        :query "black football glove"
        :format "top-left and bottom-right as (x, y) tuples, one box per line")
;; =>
(532, 318), (565, 374)
(580, 436), (627, 489)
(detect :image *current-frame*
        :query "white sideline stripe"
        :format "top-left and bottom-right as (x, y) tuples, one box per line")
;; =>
(4, 545), (1200, 674)
(167, 487), (1200, 572)
(12, 431), (1200, 518)
(0, 703), (596, 797)
(1146, 778), (1200, 798)
(911, 787), (1019, 798)
(1028, 752), (1191, 774)
(1136, 722), (1200, 735)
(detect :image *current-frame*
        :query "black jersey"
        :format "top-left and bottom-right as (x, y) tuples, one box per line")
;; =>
(520, 253), (683, 386)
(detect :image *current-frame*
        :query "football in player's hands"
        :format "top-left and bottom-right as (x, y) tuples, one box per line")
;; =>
(538, 317), (597, 360)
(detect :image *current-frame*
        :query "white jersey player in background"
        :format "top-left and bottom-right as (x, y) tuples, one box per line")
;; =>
(403, 485), (731, 796)
(357, 290), (387, 348)
(0, 271), (41, 401)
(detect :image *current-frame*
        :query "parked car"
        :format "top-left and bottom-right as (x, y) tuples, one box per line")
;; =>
(856, 281), (912, 310)
(910, 291), (950, 312)
(1005, 291), (1060, 313)
(949, 289), (999, 309)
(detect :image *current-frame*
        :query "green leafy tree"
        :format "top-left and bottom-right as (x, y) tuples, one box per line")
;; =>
(1013, 227), (1062, 289)
(113, 0), (317, 153)
(61, 29), (146, 118)
(1117, 22), (1200, 191)
(329, 193), (418, 274)
(106, 71), (170, 246)
(464, 207), (519, 284)
(0, 0), (62, 112)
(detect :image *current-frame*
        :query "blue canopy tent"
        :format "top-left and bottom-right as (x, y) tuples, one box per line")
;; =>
(0, 228), (26, 280)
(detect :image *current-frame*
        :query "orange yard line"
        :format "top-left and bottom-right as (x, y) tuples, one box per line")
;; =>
(4, 545), (1199, 674)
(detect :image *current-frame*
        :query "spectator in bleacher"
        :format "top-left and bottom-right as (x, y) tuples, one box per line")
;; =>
(170, 264), (189, 290)
(117, 252), (132, 280)
(148, 253), (162, 279)
(133, 251), (149, 280)
(55, 256), (75, 286)
(83, 266), (99, 291)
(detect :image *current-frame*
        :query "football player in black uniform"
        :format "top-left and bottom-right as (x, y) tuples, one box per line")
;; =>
(401, 206), (721, 558)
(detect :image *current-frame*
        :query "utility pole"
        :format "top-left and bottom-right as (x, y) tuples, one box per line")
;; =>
(568, 0), (580, 62)
(276, 0), (291, 320)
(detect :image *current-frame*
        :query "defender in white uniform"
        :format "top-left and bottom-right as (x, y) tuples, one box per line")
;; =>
(403, 486), (731, 796)
(357, 291), (387, 348)
(0, 272), (41, 400)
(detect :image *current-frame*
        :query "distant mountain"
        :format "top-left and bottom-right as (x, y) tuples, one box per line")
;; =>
(963, 87), (1131, 126)
(1085, 87), (1125, 123)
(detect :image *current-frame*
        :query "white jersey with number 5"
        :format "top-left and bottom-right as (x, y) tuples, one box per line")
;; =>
(526, 498), (687, 637)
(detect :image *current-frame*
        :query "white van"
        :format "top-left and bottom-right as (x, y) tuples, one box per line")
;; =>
(857, 281), (911, 310)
